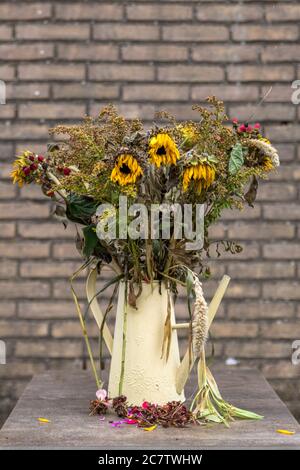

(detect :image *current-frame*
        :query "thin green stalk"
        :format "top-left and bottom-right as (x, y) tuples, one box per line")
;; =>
(70, 260), (100, 389)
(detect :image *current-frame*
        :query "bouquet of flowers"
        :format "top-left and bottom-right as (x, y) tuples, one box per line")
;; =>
(11, 97), (279, 427)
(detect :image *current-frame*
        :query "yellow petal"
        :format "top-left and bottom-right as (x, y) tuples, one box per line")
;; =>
(143, 425), (157, 432)
(276, 429), (295, 435)
(38, 417), (51, 423)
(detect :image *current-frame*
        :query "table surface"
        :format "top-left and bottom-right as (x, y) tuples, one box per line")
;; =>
(0, 367), (299, 449)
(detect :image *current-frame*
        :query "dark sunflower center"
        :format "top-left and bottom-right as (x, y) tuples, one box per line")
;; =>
(119, 163), (131, 175)
(157, 146), (167, 156)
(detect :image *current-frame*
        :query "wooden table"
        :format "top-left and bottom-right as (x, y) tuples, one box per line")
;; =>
(0, 367), (299, 449)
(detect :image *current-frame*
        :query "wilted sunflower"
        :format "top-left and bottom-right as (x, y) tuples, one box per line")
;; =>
(11, 151), (31, 187)
(110, 154), (143, 186)
(182, 162), (215, 194)
(149, 133), (180, 167)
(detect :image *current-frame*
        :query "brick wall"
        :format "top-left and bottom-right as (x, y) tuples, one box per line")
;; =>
(0, 0), (300, 427)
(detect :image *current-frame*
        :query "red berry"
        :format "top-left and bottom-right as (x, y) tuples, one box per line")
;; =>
(238, 124), (247, 132)
(47, 191), (55, 197)
(23, 166), (31, 176)
(37, 155), (44, 162)
(63, 168), (71, 176)
(254, 123), (261, 129)
(232, 118), (238, 124)
(246, 125), (252, 132)
(30, 163), (38, 171)
(28, 154), (35, 162)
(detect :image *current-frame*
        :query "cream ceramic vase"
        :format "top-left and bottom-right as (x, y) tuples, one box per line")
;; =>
(108, 281), (185, 405)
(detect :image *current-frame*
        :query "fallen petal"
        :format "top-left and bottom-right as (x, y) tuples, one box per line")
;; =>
(37, 417), (50, 423)
(143, 425), (157, 432)
(96, 389), (107, 401)
(276, 429), (295, 435)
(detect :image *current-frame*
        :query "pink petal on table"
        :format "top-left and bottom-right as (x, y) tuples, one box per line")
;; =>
(96, 389), (107, 401)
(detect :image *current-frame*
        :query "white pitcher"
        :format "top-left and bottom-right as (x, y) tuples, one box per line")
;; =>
(108, 281), (185, 405)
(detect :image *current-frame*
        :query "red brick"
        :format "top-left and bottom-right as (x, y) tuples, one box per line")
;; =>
(191, 85), (259, 102)
(228, 261), (295, 279)
(0, 3), (51, 20)
(211, 321), (258, 338)
(162, 24), (229, 41)
(53, 83), (119, 100)
(89, 64), (154, 81)
(225, 341), (291, 359)
(18, 64), (85, 81)
(0, 242), (49, 259)
(20, 261), (81, 278)
(90, 103), (156, 121)
(126, 4), (192, 20)
(265, 125), (300, 143)
(196, 4), (263, 21)
(58, 44), (119, 62)
(227, 65), (294, 82)
(0, 104), (16, 119)
(52, 242), (81, 259)
(0, 182), (16, 199)
(123, 84), (189, 102)
(18, 222), (75, 239)
(0, 260), (17, 278)
(0, 25), (13, 40)
(262, 45), (300, 63)
(257, 183), (296, 201)
(0, 143), (13, 161)
(19, 103), (86, 120)
(158, 65), (224, 82)
(232, 24), (298, 41)
(264, 203), (300, 220)
(0, 44), (54, 61)
(266, 4), (300, 21)
(262, 85), (297, 103)
(0, 222), (16, 238)
(263, 282), (300, 300)
(55, 3), (123, 20)
(192, 45), (258, 62)
(6, 84), (50, 100)
(229, 104), (295, 122)
(0, 320), (48, 337)
(261, 321), (300, 339)
(15, 340), (81, 358)
(264, 243), (300, 259)
(228, 222), (295, 240)
(0, 65), (15, 80)
(93, 23), (159, 41)
(0, 302), (16, 317)
(227, 301), (295, 319)
(18, 301), (80, 319)
(16, 24), (90, 40)
(0, 281), (50, 299)
(122, 44), (188, 62)
(0, 202), (49, 219)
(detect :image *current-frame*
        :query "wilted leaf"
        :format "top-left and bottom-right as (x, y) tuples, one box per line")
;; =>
(228, 143), (244, 175)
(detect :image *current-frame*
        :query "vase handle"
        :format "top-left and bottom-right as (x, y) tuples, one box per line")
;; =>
(86, 267), (114, 356)
(175, 275), (231, 395)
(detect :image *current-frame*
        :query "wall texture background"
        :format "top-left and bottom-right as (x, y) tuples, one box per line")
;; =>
(0, 0), (300, 427)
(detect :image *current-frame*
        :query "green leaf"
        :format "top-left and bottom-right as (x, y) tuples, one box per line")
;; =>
(228, 143), (244, 175)
(82, 225), (98, 258)
(66, 193), (98, 225)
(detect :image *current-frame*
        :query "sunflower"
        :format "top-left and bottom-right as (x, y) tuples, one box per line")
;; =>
(182, 162), (215, 194)
(10, 151), (31, 187)
(149, 133), (180, 167)
(110, 154), (143, 186)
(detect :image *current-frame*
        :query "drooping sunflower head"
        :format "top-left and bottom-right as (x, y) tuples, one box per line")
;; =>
(148, 133), (180, 167)
(110, 153), (143, 186)
(182, 162), (216, 194)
